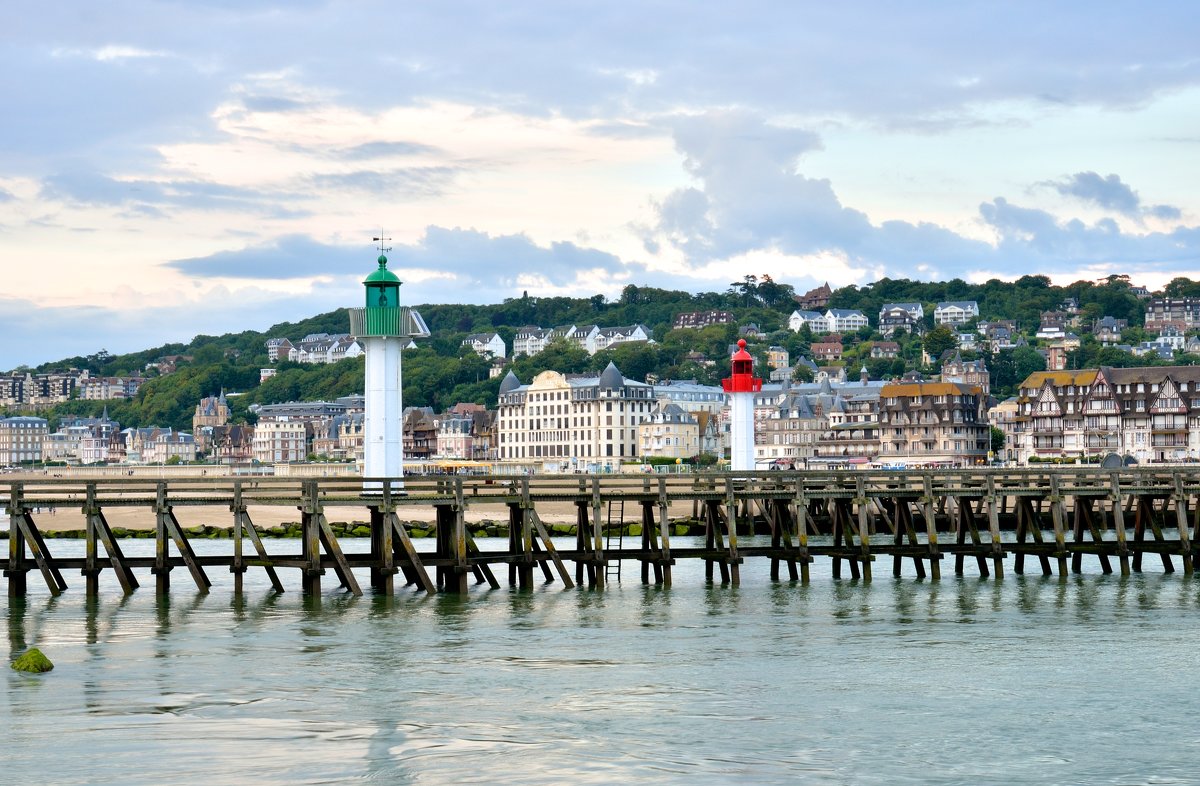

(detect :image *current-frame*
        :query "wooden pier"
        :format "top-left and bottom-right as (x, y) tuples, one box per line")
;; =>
(3, 468), (1198, 597)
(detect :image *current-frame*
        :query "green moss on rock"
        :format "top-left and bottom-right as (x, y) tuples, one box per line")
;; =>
(12, 648), (53, 673)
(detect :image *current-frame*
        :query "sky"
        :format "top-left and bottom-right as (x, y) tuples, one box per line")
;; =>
(2, 1), (1200, 368)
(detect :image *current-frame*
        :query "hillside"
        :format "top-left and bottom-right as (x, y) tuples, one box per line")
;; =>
(5, 273), (1186, 432)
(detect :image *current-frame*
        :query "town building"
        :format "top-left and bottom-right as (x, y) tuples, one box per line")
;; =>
(788, 308), (868, 335)
(988, 397), (1020, 464)
(78, 375), (145, 401)
(673, 310), (734, 330)
(878, 303), (924, 337)
(402, 408), (438, 461)
(206, 424), (256, 465)
(1036, 311), (1069, 340)
(496, 363), (655, 471)
(1093, 316), (1127, 345)
(0, 416), (49, 465)
(638, 402), (702, 460)
(512, 323), (652, 357)
(868, 341), (900, 359)
(940, 351), (991, 398)
(766, 346), (790, 370)
(811, 341), (843, 362)
(193, 391), (230, 452)
(266, 338), (294, 362)
(1145, 297), (1200, 332)
(796, 282), (832, 311)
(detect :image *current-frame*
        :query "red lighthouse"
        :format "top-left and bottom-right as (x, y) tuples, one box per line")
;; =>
(722, 339), (762, 471)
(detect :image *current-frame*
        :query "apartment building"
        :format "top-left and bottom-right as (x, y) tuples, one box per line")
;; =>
(0, 416), (49, 465)
(1145, 297), (1200, 332)
(496, 363), (655, 471)
(933, 301), (979, 326)
(876, 382), (988, 466)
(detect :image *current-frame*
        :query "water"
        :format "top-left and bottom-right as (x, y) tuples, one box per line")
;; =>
(4, 538), (1200, 784)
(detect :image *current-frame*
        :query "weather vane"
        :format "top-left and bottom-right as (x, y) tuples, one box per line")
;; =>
(373, 230), (392, 254)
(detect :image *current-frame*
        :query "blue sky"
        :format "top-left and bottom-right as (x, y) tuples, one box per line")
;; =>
(2, 1), (1200, 367)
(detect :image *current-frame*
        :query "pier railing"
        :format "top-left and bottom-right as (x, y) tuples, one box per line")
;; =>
(4, 467), (1198, 596)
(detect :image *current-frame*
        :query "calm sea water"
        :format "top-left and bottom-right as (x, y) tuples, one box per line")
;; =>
(4, 537), (1200, 785)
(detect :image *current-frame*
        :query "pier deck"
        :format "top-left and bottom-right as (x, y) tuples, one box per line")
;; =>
(4, 468), (1198, 596)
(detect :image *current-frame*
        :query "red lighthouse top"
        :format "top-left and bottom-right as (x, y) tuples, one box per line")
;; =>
(722, 339), (762, 393)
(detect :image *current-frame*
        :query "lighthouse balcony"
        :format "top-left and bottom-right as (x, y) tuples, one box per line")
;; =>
(349, 307), (431, 339)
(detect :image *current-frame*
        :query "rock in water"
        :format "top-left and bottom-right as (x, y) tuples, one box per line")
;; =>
(12, 648), (54, 673)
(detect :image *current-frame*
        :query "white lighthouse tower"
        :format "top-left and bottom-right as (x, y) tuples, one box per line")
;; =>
(348, 241), (429, 488)
(722, 339), (762, 472)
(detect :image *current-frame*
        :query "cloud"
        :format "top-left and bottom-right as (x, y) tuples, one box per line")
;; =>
(336, 141), (442, 160)
(165, 227), (637, 289)
(166, 236), (362, 280)
(306, 167), (460, 199)
(1050, 172), (1140, 213)
(1047, 171), (1181, 220)
(0, 186), (13, 202)
(38, 170), (307, 217)
(645, 112), (1200, 286)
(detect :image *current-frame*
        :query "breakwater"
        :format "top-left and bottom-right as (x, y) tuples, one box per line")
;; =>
(4, 468), (1197, 596)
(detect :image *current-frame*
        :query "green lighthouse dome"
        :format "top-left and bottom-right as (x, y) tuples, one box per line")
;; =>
(364, 255), (402, 286)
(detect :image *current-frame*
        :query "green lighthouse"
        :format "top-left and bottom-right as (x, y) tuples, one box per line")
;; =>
(349, 243), (430, 489)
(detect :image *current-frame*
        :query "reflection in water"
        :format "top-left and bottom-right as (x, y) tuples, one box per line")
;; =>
(3, 540), (1200, 785)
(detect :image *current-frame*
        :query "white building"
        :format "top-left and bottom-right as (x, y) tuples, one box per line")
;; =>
(252, 419), (310, 464)
(934, 301), (979, 325)
(788, 308), (868, 334)
(461, 332), (507, 359)
(826, 309), (870, 333)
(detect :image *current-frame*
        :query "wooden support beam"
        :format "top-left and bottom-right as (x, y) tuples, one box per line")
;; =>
(1048, 476), (1069, 577)
(464, 531), (501, 588)
(855, 477), (872, 583)
(1109, 473), (1131, 577)
(591, 476), (606, 589)
(390, 513), (436, 595)
(300, 481), (323, 594)
(317, 513), (363, 596)
(725, 478), (741, 586)
(529, 509), (574, 588)
(985, 477), (1004, 579)
(17, 511), (66, 596)
(165, 509), (211, 592)
(658, 477), (673, 587)
(90, 506), (138, 595)
(793, 479), (810, 584)
(1172, 474), (1194, 575)
(239, 510), (284, 593)
(921, 474), (941, 581)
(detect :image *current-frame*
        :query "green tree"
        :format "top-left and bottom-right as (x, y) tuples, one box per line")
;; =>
(990, 426), (1005, 455)
(923, 326), (957, 363)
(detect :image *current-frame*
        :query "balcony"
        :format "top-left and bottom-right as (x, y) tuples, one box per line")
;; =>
(348, 307), (431, 338)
